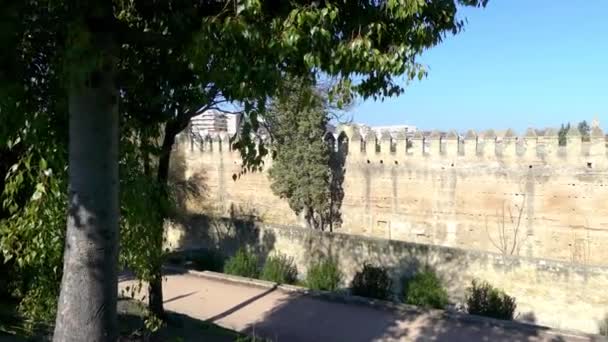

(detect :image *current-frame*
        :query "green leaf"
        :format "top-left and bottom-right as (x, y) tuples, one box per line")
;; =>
(39, 158), (47, 171)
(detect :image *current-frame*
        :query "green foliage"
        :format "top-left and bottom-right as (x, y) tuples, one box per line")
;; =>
(188, 0), (488, 169)
(267, 78), (334, 230)
(2, 0), (487, 327)
(558, 123), (570, 146)
(0, 1), (69, 328)
(224, 249), (260, 279)
(402, 268), (448, 309)
(119, 172), (168, 280)
(0, 147), (66, 325)
(261, 254), (298, 284)
(118, 124), (165, 275)
(466, 280), (517, 320)
(351, 264), (393, 300)
(578, 120), (591, 142)
(306, 257), (342, 291)
(558, 121), (590, 146)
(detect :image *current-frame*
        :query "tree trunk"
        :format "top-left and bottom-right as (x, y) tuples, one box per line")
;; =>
(53, 67), (119, 340)
(147, 121), (180, 318)
(148, 271), (164, 318)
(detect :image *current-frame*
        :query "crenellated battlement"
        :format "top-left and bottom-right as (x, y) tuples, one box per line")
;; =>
(328, 124), (608, 168)
(179, 122), (608, 169)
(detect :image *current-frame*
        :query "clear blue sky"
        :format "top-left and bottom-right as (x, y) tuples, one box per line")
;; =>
(351, 0), (608, 133)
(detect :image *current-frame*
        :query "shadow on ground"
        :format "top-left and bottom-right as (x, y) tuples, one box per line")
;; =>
(117, 298), (247, 342)
(0, 297), (256, 342)
(235, 291), (590, 342)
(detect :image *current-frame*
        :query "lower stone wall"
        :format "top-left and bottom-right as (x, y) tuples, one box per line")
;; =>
(165, 216), (608, 334)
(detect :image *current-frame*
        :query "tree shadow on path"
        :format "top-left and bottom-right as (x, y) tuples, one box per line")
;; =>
(242, 291), (590, 342)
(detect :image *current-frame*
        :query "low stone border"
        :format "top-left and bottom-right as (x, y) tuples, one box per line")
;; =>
(163, 265), (605, 341)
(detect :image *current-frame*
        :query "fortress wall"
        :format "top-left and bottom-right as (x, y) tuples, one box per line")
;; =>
(172, 125), (608, 266)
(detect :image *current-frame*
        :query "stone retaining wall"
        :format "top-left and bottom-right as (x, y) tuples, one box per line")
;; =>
(165, 218), (608, 334)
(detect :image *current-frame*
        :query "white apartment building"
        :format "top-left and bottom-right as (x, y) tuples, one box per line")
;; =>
(225, 113), (242, 135)
(190, 109), (244, 136)
(369, 124), (418, 136)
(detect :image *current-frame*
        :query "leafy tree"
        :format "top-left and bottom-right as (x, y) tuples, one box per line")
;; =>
(118, 0), (489, 317)
(558, 121), (590, 145)
(268, 79), (333, 230)
(0, 1), (69, 327)
(558, 123), (570, 146)
(578, 120), (590, 142)
(2, 1), (487, 339)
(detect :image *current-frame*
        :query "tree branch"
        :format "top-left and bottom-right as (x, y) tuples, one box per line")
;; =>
(113, 19), (175, 48)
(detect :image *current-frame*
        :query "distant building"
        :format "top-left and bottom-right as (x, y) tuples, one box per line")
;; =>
(190, 109), (227, 135)
(353, 124), (418, 138)
(225, 113), (242, 136)
(369, 124), (418, 135)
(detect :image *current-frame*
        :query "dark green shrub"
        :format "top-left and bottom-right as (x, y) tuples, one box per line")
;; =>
(261, 254), (298, 284)
(350, 263), (393, 300)
(188, 249), (225, 272)
(306, 257), (342, 291)
(224, 248), (259, 278)
(0, 259), (12, 299)
(466, 280), (516, 320)
(402, 267), (448, 309)
(165, 252), (185, 265)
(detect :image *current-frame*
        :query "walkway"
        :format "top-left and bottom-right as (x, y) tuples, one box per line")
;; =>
(120, 272), (598, 342)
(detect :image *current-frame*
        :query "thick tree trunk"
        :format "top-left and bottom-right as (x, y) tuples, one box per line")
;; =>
(53, 66), (119, 341)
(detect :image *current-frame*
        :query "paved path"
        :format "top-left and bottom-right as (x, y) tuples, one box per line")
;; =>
(120, 273), (599, 342)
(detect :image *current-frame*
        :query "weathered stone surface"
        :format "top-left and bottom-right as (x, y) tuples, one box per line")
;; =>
(172, 130), (608, 266)
(165, 221), (608, 334)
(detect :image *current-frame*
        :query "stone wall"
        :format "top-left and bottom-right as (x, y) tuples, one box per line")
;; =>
(172, 124), (608, 266)
(165, 219), (608, 334)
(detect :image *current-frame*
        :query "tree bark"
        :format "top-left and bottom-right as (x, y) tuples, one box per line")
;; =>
(148, 271), (164, 318)
(148, 119), (184, 318)
(53, 66), (119, 340)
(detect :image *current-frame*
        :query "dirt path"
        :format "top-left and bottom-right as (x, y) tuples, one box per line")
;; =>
(120, 273), (599, 342)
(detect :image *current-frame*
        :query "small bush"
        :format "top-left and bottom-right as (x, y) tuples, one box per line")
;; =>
(599, 315), (608, 336)
(351, 263), (393, 300)
(224, 248), (259, 278)
(466, 280), (516, 320)
(188, 249), (225, 272)
(402, 268), (448, 309)
(306, 257), (342, 291)
(261, 254), (298, 284)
